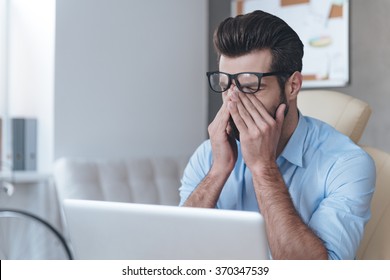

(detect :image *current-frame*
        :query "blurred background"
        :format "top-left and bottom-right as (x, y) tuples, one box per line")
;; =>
(1, 0), (390, 260)
(1, 0), (390, 174)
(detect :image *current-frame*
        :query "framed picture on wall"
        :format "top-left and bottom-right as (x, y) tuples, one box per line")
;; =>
(233, 0), (350, 88)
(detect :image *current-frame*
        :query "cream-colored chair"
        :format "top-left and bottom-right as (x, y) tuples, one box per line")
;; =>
(53, 156), (189, 206)
(357, 146), (390, 259)
(298, 90), (390, 259)
(298, 90), (371, 143)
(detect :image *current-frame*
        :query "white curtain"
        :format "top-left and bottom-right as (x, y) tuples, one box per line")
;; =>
(0, 0), (12, 172)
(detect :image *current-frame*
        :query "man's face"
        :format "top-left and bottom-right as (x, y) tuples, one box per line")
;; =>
(219, 49), (287, 140)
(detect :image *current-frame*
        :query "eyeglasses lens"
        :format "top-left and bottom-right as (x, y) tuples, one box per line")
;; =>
(209, 73), (228, 92)
(237, 73), (260, 93)
(209, 73), (260, 94)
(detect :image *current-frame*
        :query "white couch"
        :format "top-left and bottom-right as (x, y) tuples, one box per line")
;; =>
(54, 156), (189, 207)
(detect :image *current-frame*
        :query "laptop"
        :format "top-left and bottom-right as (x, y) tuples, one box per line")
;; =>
(63, 199), (270, 260)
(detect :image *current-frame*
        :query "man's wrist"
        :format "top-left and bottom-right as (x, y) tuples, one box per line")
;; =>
(250, 161), (280, 181)
(208, 163), (233, 182)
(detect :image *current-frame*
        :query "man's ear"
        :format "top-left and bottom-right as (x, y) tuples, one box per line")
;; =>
(285, 71), (302, 101)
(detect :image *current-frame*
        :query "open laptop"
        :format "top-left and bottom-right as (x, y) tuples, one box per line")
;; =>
(63, 199), (270, 260)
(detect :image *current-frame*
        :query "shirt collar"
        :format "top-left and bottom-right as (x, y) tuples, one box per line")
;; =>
(278, 112), (307, 167)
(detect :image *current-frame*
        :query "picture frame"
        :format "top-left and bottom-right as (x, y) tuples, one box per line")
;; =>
(233, 0), (350, 88)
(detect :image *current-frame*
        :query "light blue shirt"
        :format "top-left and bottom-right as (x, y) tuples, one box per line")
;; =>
(179, 114), (376, 260)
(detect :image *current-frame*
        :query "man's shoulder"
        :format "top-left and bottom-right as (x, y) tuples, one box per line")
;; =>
(302, 115), (371, 161)
(189, 139), (213, 164)
(303, 115), (354, 144)
(194, 139), (212, 154)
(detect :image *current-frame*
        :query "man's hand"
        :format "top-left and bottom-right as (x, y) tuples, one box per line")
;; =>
(227, 91), (286, 173)
(227, 91), (327, 259)
(183, 92), (238, 208)
(207, 92), (238, 175)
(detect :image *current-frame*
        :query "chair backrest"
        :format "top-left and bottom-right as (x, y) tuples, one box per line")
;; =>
(53, 156), (189, 206)
(298, 90), (371, 143)
(53, 156), (189, 241)
(357, 146), (390, 259)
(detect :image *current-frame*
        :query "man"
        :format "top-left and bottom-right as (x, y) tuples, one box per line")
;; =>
(179, 10), (375, 260)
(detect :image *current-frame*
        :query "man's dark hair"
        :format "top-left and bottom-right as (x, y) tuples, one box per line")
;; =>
(214, 10), (304, 89)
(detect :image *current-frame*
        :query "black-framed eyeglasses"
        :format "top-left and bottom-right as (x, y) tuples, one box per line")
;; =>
(206, 71), (291, 94)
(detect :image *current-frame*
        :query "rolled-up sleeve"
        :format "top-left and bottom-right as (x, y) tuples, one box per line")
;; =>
(179, 141), (213, 206)
(308, 151), (376, 259)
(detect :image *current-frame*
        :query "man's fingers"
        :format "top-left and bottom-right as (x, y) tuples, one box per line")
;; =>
(243, 93), (275, 125)
(228, 100), (248, 132)
(275, 103), (286, 128)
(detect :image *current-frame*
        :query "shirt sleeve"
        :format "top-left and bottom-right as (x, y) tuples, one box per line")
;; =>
(178, 140), (213, 206)
(308, 150), (376, 259)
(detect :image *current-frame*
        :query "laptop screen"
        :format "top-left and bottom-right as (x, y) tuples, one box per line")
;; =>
(63, 199), (269, 260)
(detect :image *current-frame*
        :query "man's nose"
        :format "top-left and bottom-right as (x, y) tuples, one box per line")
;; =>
(227, 83), (239, 99)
